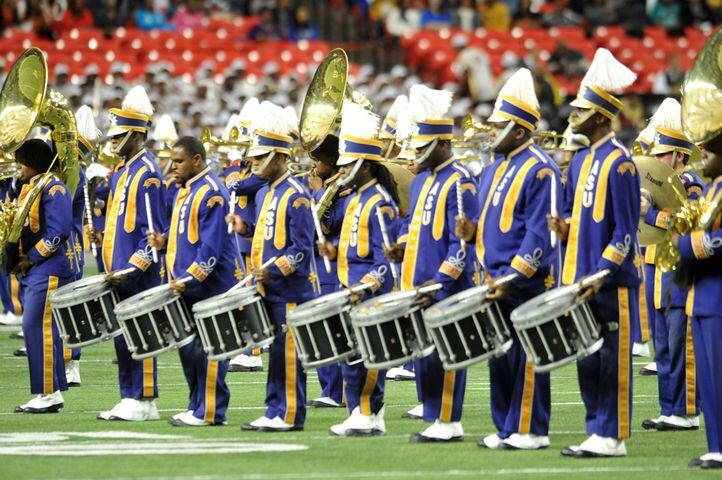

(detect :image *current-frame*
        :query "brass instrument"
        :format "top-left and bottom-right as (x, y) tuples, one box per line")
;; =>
(0, 152), (19, 180)
(635, 155), (685, 246)
(0, 48), (79, 268)
(299, 48), (412, 218)
(534, 130), (567, 151)
(200, 126), (248, 151)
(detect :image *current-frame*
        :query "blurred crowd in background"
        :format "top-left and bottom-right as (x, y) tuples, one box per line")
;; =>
(1, 0), (718, 147)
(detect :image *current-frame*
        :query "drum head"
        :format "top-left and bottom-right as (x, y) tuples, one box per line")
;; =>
(114, 284), (178, 321)
(50, 274), (109, 307)
(287, 290), (349, 326)
(423, 285), (490, 326)
(510, 285), (577, 327)
(192, 285), (259, 318)
(351, 291), (416, 326)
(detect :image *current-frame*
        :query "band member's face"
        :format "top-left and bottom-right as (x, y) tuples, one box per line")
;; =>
(170, 147), (198, 183)
(251, 152), (276, 179)
(17, 163), (37, 182)
(313, 160), (333, 180)
(488, 121), (521, 154)
(110, 131), (140, 158)
(405, 160), (419, 175)
(568, 108), (596, 135)
(655, 151), (685, 171)
(338, 162), (365, 188)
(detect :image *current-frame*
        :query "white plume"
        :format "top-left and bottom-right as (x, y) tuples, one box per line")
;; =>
(75, 105), (100, 142)
(340, 100), (379, 140)
(409, 84), (453, 122)
(649, 97), (683, 132)
(222, 113), (240, 140)
(249, 101), (294, 137)
(122, 85), (154, 117)
(636, 122), (656, 145)
(238, 97), (259, 123)
(152, 114), (178, 143)
(385, 95), (408, 123)
(580, 48), (636, 92)
(394, 105), (415, 146)
(495, 68), (539, 110)
(283, 106), (299, 133)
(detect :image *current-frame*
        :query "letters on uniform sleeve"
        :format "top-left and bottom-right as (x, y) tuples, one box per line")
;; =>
(27, 182), (72, 265)
(267, 191), (314, 279)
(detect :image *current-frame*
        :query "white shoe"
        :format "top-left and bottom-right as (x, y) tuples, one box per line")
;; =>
(386, 366), (415, 380)
(229, 354), (263, 372)
(701, 452), (722, 461)
(330, 407), (379, 436)
(242, 415), (274, 430)
(169, 411), (210, 426)
(0, 312), (22, 326)
(65, 360), (81, 386)
(410, 420), (464, 443)
(479, 433), (503, 449)
(264, 416), (300, 431)
(503, 433), (550, 450)
(142, 399), (160, 420)
(659, 415), (699, 430)
(578, 434), (627, 457)
(310, 396), (343, 408)
(97, 400), (125, 420)
(639, 361), (657, 376)
(402, 404), (423, 419)
(98, 398), (156, 421)
(172, 410), (194, 420)
(372, 405), (386, 435)
(632, 342), (650, 357)
(15, 391), (64, 413)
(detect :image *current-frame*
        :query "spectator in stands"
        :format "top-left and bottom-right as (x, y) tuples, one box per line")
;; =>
(53, 0), (94, 32)
(451, 34), (496, 102)
(583, 0), (618, 35)
(289, 5), (317, 40)
(1, 0), (22, 33)
(420, 0), (452, 30)
(650, 0), (683, 35)
(710, 0), (722, 23)
(681, 0), (713, 27)
(548, 40), (587, 79)
(276, 0), (294, 39)
(171, 0), (206, 30)
(135, 0), (174, 31)
(453, 0), (482, 31)
(92, 0), (129, 35)
(31, 0), (56, 40)
(652, 52), (686, 95)
(529, 57), (559, 129)
(478, 0), (510, 31)
(249, 6), (281, 40)
(540, 0), (583, 27)
(384, 0), (422, 37)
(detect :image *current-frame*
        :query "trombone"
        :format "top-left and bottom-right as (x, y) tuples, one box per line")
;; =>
(200, 126), (249, 151)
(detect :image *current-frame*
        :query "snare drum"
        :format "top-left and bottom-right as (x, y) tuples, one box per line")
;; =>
(192, 285), (273, 361)
(287, 291), (356, 368)
(423, 286), (512, 371)
(510, 286), (603, 373)
(114, 285), (195, 360)
(50, 275), (122, 348)
(350, 291), (435, 370)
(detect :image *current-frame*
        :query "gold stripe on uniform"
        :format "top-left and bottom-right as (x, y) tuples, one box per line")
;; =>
(685, 318), (696, 416)
(617, 287), (631, 439)
(43, 276), (59, 394)
(518, 361), (535, 434)
(360, 369), (379, 416)
(143, 358), (154, 397)
(204, 360), (218, 424)
(284, 303), (297, 424)
(440, 370), (456, 423)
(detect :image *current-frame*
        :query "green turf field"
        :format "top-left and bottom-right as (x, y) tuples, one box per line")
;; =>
(1, 323), (717, 480)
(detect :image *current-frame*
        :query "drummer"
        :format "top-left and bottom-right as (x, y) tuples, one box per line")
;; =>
(228, 100), (315, 432)
(12, 139), (73, 414)
(317, 101), (399, 436)
(640, 99), (702, 432)
(147, 136), (236, 426)
(548, 48), (640, 458)
(456, 68), (561, 450)
(385, 85), (479, 443)
(306, 133), (347, 409)
(224, 98), (267, 374)
(88, 86), (167, 422)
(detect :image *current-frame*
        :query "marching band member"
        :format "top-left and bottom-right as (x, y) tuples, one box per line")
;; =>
(456, 69), (561, 450)
(12, 140), (73, 413)
(90, 86), (167, 422)
(224, 98), (267, 373)
(228, 101), (315, 432)
(548, 48), (640, 457)
(673, 129), (722, 469)
(147, 136), (235, 426)
(640, 99), (701, 432)
(317, 101), (398, 436)
(307, 133), (347, 408)
(0, 177), (23, 328)
(385, 84), (479, 443)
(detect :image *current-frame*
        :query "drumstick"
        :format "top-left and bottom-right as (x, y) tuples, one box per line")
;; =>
(455, 177), (466, 252)
(311, 199), (332, 274)
(227, 191), (236, 235)
(83, 182), (97, 257)
(391, 282), (444, 302)
(550, 175), (558, 248)
(231, 256), (278, 290)
(375, 205), (399, 286)
(109, 267), (136, 278)
(144, 192), (159, 263)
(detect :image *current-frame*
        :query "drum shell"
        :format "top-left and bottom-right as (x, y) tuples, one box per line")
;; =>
(424, 300), (512, 371)
(50, 276), (122, 348)
(352, 301), (435, 370)
(115, 291), (195, 360)
(194, 294), (274, 361)
(287, 292), (357, 368)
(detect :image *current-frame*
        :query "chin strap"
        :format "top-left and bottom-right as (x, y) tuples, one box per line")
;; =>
(569, 109), (596, 130)
(414, 138), (438, 165)
(251, 151), (276, 176)
(110, 131), (132, 155)
(340, 158), (364, 186)
(491, 121), (516, 151)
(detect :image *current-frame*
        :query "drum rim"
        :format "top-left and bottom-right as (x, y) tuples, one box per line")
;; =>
(192, 287), (262, 318)
(286, 291), (350, 326)
(50, 274), (111, 307)
(510, 285), (578, 327)
(440, 337), (513, 371)
(128, 332), (197, 360)
(350, 291), (418, 324)
(422, 285), (493, 327)
(206, 335), (275, 361)
(531, 337), (604, 373)
(114, 285), (181, 320)
(60, 328), (123, 349)
(297, 349), (358, 369)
